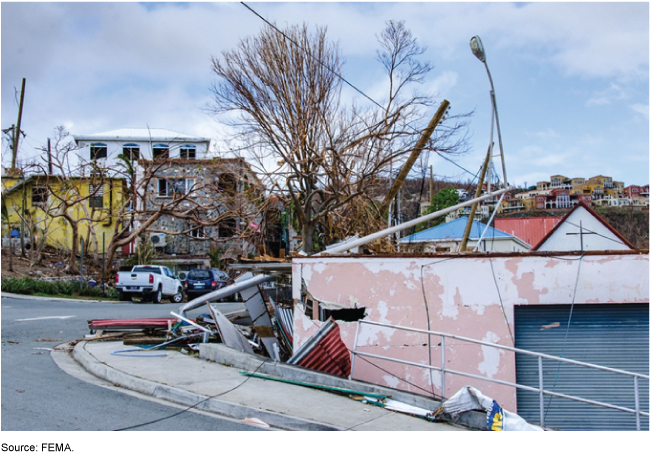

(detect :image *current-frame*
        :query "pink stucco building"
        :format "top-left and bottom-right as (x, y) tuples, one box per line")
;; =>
(291, 251), (649, 423)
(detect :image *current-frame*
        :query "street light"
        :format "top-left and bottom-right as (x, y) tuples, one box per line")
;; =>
(458, 36), (509, 252)
(470, 35), (486, 62)
(470, 35), (507, 190)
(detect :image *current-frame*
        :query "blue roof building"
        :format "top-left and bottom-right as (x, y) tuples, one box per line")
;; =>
(399, 217), (530, 253)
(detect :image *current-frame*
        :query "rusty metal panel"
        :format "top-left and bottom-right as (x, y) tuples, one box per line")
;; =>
(494, 217), (561, 247)
(288, 317), (351, 377)
(88, 317), (175, 332)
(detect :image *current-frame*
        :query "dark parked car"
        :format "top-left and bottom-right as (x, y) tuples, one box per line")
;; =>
(183, 269), (228, 300)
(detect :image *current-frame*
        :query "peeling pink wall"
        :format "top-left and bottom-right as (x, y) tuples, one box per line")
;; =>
(292, 254), (649, 411)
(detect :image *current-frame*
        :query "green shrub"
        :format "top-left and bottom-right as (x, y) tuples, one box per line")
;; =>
(1, 277), (118, 300)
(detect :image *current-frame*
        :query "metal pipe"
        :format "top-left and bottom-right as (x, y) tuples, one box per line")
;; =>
(170, 311), (214, 334)
(323, 187), (512, 255)
(178, 273), (277, 315)
(539, 356), (545, 428)
(441, 335), (446, 399)
(350, 321), (361, 380)
(634, 376), (640, 431)
(473, 192), (506, 252)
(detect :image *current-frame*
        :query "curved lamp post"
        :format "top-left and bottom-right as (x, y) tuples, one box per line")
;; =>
(470, 35), (507, 190)
(459, 36), (509, 253)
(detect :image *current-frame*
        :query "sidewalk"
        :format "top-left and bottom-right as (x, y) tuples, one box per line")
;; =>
(72, 340), (470, 431)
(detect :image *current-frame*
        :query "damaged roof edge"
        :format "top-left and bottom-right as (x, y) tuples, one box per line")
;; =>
(299, 249), (649, 260)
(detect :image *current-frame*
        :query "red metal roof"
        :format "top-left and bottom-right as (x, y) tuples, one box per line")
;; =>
(288, 318), (351, 377)
(531, 201), (638, 251)
(494, 217), (561, 247)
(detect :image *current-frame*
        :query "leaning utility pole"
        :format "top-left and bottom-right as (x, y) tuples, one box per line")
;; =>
(459, 145), (491, 252)
(11, 78), (26, 170)
(378, 99), (450, 218)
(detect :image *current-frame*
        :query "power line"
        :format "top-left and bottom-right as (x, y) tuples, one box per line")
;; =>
(240, 2), (385, 112)
(239, 1), (481, 182)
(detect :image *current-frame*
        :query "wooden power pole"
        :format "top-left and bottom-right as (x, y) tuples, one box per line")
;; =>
(460, 146), (492, 252)
(379, 99), (450, 218)
(11, 78), (26, 170)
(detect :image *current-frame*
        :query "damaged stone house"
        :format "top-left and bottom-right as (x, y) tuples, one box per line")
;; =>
(74, 128), (269, 270)
(142, 157), (265, 265)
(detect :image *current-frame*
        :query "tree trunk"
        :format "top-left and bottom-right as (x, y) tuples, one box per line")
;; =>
(301, 222), (316, 254)
(67, 219), (79, 274)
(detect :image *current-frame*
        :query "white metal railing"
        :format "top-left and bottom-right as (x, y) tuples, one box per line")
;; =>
(350, 320), (649, 430)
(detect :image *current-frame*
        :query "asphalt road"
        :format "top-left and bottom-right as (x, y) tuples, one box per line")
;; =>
(1, 294), (261, 431)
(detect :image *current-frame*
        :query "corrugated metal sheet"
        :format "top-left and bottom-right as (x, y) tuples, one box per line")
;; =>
(268, 296), (293, 343)
(495, 217), (561, 247)
(288, 317), (351, 377)
(514, 303), (649, 430)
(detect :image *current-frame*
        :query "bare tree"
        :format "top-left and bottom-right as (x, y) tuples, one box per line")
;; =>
(26, 127), (114, 273)
(210, 21), (468, 252)
(104, 155), (267, 272)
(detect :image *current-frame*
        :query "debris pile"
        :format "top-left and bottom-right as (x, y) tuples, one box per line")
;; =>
(85, 274), (299, 361)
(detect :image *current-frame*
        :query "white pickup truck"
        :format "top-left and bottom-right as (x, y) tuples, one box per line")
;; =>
(115, 265), (184, 303)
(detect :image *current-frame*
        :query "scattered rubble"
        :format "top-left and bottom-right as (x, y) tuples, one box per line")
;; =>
(85, 276), (297, 362)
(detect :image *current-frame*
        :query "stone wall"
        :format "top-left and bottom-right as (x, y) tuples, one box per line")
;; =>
(144, 160), (261, 258)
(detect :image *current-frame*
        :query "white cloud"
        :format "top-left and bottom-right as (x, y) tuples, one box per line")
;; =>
(2, 2), (647, 186)
(630, 103), (650, 120)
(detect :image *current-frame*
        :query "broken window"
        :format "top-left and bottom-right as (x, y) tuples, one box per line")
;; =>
(31, 185), (48, 207)
(189, 225), (205, 239)
(218, 173), (237, 196)
(320, 307), (366, 322)
(90, 143), (107, 160)
(152, 144), (169, 160)
(158, 179), (168, 197)
(158, 178), (194, 196)
(219, 217), (236, 238)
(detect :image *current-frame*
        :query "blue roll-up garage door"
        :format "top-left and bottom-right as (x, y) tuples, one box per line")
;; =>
(514, 303), (648, 431)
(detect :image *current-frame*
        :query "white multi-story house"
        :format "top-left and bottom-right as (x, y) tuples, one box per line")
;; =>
(72, 128), (265, 266)
(73, 128), (211, 172)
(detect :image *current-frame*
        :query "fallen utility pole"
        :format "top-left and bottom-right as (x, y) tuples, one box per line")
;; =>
(378, 99), (450, 218)
(322, 186), (512, 255)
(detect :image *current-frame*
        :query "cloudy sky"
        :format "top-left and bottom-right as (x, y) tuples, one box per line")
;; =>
(2, 1), (648, 188)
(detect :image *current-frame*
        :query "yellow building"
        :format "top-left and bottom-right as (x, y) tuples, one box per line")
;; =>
(2, 174), (125, 253)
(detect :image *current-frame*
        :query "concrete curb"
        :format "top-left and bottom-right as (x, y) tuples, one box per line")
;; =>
(72, 341), (341, 431)
(201, 344), (487, 431)
(1, 292), (118, 304)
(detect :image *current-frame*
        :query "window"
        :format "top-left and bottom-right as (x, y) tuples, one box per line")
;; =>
(180, 145), (196, 159)
(158, 179), (168, 196)
(158, 178), (195, 196)
(122, 143), (140, 161)
(218, 173), (237, 196)
(189, 225), (205, 239)
(219, 218), (236, 238)
(31, 186), (48, 207)
(90, 143), (107, 160)
(89, 184), (104, 208)
(153, 144), (169, 160)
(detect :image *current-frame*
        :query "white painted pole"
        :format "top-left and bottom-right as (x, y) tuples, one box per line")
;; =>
(322, 187), (512, 255)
